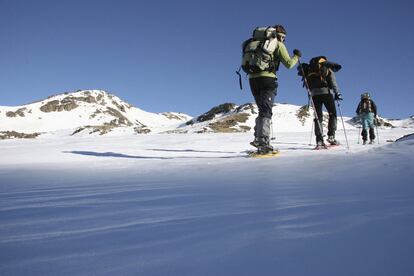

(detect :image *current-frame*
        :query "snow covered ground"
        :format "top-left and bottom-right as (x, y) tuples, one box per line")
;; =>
(1, 128), (414, 276)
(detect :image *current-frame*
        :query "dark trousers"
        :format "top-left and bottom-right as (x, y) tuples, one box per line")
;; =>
(249, 77), (277, 143)
(312, 94), (337, 142)
(249, 77), (277, 119)
(361, 128), (375, 141)
(360, 112), (376, 141)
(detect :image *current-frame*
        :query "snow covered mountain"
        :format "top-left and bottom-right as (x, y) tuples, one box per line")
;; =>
(387, 116), (414, 128)
(179, 102), (325, 134)
(0, 90), (191, 139)
(1, 90), (412, 139)
(177, 102), (407, 134)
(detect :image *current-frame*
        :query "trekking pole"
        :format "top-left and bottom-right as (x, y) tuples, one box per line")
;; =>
(270, 117), (276, 141)
(369, 91), (380, 145)
(336, 100), (350, 150)
(297, 59), (325, 141)
(309, 118), (314, 146)
(375, 117), (380, 144)
(307, 99), (314, 145)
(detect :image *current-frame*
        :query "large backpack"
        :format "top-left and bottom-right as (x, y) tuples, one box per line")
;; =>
(306, 56), (330, 90)
(297, 57), (342, 90)
(240, 27), (278, 74)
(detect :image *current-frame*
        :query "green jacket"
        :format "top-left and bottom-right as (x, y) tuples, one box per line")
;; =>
(249, 42), (299, 79)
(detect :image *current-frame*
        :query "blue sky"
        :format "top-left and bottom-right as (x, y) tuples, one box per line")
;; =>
(1, 0), (413, 119)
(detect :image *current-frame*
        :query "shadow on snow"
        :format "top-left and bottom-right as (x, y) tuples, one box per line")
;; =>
(146, 148), (238, 154)
(63, 151), (240, 160)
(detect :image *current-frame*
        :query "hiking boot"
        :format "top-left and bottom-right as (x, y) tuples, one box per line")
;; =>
(363, 140), (367, 145)
(257, 144), (274, 154)
(369, 139), (375, 144)
(250, 137), (270, 149)
(250, 139), (261, 148)
(327, 135), (340, 146)
(314, 141), (328, 150)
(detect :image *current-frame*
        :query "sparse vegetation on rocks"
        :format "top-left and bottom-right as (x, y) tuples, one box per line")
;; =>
(40, 99), (78, 112)
(236, 103), (256, 114)
(104, 107), (133, 126)
(195, 103), (236, 123)
(71, 123), (117, 136)
(208, 113), (250, 133)
(6, 108), (27, 118)
(0, 131), (41, 139)
(296, 105), (310, 125)
(162, 113), (187, 120)
(134, 126), (151, 134)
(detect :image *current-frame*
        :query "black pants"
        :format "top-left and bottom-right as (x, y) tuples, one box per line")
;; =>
(249, 77), (277, 119)
(249, 77), (277, 143)
(312, 94), (337, 142)
(361, 128), (375, 141)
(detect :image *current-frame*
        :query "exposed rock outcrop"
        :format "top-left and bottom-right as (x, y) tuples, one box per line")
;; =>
(0, 131), (41, 139)
(6, 108), (27, 118)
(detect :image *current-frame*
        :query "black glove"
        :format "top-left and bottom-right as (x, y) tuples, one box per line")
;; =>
(293, 49), (302, 58)
(334, 92), (343, 101)
(324, 61), (342, 72)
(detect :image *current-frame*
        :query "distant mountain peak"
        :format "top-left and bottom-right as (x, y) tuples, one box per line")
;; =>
(0, 90), (191, 138)
(38, 90), (132, 113)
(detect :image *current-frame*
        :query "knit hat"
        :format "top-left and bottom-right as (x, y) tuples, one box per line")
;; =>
(273, 25), (286, 35)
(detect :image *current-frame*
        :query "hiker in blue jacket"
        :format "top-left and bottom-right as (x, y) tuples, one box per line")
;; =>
(356, 92), (378, 144)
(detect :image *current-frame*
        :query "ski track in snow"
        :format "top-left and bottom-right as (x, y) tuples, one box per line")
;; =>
(0, 130), (414, 276)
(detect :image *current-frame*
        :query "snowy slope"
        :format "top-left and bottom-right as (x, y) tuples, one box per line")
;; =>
(0, 129), (413, 276)
(0, 90), (191, 136)
(388, 116), (414, 128)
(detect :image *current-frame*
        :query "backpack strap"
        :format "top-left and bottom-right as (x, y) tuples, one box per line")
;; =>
(236, 66), (243, 90)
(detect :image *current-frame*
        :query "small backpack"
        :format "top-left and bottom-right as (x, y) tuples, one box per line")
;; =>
(241, 27), (278, 74)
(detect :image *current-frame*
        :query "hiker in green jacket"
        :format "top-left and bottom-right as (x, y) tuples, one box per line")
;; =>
(248, 25), (301, 153)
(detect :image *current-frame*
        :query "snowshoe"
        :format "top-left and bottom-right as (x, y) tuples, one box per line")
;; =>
(248, 148), (280, 158)
(257, 144), (275, 154)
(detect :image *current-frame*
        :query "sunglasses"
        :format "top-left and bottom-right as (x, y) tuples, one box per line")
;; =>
(277, 34), (286, 41)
